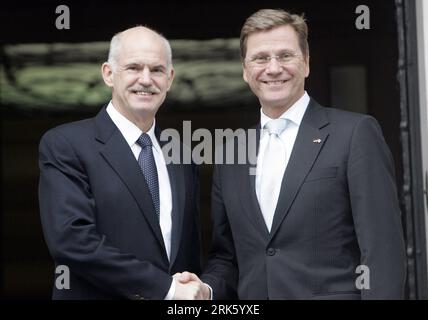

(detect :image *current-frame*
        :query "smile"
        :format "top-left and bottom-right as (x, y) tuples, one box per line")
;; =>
(131, 90), (155, 96)
(261, 80), (288, 85)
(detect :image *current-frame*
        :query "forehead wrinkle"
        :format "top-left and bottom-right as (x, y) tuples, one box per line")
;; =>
(120, 50), (168, 68)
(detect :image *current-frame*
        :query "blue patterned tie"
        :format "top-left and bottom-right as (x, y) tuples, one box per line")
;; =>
(137, 133), (160, 218)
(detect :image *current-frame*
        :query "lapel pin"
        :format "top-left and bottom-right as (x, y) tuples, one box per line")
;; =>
(313, 138), (322, 143)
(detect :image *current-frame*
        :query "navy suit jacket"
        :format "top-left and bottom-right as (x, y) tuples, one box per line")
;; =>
(201, 99), (406, 300)
(38, 106), (201, 299)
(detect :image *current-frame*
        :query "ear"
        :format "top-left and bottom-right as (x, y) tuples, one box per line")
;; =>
(166, 67), (175, 91)
(101, 62), (114, 87)
(242, 62), (249, 84)
(304, 54), (310, 78)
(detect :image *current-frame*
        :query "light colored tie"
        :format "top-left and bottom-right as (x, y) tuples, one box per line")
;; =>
(257, 118), (287, 232)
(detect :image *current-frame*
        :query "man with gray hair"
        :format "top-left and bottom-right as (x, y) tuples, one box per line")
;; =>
(38, 26), (205, 299)
(178, 9), (406, 300)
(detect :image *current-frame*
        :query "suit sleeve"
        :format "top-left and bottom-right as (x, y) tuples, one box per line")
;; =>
(200, 164), (238, 299)
(347, 116), (407, 299)
(38, 129), (172, 299)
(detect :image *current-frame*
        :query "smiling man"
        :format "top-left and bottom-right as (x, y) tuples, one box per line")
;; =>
(242, 22), (309, 119)
(178, 9), (406, 300)
(38, 26), (204, 299)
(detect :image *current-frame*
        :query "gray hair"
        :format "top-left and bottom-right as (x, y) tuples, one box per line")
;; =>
(107, 26), (173, 72)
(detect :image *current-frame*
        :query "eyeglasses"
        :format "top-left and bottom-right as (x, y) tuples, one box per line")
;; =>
(246, 52), (302, 67)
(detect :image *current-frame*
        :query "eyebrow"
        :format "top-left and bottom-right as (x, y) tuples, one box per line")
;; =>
(251, 49), (296, 57)
(249, 50), (269, 57)
(124, 62), (167, 70)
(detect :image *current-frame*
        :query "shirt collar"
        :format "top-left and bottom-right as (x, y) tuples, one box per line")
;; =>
(106, 101), (159, 151)
(260, 91), (310, 129)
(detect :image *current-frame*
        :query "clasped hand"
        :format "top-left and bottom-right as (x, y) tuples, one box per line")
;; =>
(172, 271), (210, 300)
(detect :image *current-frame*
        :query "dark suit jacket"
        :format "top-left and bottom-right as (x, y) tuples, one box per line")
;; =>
(38, 106), (201, 299)
(201, 99), (406, 300)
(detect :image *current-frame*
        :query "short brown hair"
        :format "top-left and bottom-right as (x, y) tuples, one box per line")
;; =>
(240, 9), (309, 60)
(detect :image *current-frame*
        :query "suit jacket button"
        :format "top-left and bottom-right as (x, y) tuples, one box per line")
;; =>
(267, 248), (276, 256)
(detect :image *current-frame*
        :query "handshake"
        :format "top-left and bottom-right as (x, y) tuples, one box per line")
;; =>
(172, 271), (211, 300)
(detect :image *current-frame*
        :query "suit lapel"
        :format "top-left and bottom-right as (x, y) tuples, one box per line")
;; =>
(167, 163), (185, 269)
(269, 100), (330, 240)
(235, 127), (270, 239)
(94, 108), (168, 257)
(156, 128), (185, 269)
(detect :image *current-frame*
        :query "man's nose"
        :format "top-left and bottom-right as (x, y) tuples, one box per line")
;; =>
(265, 57), (283, 74)
(138, 67), (153, 86)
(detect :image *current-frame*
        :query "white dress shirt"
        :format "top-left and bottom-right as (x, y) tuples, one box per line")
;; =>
(106, 102), (175, 299)
(255, 92), (310, 230)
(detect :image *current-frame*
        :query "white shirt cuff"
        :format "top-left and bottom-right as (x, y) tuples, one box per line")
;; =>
(205, 283), (213, 300)
(164, 278), (176, 300)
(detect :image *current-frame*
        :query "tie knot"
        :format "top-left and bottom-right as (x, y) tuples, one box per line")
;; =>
(264, 118), (287, 136)
(137, 133), (152, 148)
